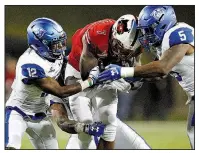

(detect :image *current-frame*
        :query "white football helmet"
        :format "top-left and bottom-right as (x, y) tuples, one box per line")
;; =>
(110, 14), (140, 62)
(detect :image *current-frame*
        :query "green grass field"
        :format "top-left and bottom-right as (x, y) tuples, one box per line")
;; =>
(21, 121), (191, 149)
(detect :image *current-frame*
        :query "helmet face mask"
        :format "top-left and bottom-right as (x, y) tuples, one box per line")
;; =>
(46, 34), (67, 59)
(138, 25), (161, 50)
(109, 38), (135, 62)
(27, 17), (67, 61)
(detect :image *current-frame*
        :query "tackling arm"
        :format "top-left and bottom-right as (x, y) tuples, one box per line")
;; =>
(50, 103), (106, 136)
(50, 103), (78, 134)
(98, 44), (193, 82)
(34, 66), (98, 98)
(134, 44), (193, 78)
(34, 77), (83, 98)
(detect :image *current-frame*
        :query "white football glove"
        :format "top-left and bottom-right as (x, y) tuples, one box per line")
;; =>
(96, 78), (131, 93)
(111, 78), (131, 92)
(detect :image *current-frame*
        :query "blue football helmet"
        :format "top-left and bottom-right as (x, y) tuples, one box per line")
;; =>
(138, 6), (177, 50)
(27, 17), (67, 61)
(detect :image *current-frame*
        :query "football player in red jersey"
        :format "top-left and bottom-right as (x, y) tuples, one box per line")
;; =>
(64, 15), (144, 149)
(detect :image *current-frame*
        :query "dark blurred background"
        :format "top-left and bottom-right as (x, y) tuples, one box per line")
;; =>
(5, 5), (194, 121)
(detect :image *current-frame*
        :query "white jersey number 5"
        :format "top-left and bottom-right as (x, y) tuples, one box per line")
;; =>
(178, 30), (187, 41)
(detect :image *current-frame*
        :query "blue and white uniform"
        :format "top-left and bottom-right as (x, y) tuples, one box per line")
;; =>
(161, 22), (194, 98)
(160, 22), (194, 148)
(5, 48), (63, 149)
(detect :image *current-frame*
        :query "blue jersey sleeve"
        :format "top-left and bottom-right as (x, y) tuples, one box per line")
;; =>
(169, 27), (194, 47)
(21, 64), (46, 85)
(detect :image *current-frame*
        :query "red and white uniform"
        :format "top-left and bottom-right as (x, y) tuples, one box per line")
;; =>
(46, 19), (147, 149)
(68, 19), (115, 71)
(65, 19), (120, 148)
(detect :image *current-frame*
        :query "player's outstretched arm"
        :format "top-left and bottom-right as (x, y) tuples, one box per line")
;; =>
(35, 77), (82, 98)
(50, 103), (105, 136)
(134, 44), (193, 78)
(34, 66), (99, 98)
(98, 44), (193, 82)
(50, 103), (77, 133)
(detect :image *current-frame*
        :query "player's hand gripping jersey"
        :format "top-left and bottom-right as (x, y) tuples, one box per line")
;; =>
(6, 48), (63, 114)
(68, 19), (115, 71)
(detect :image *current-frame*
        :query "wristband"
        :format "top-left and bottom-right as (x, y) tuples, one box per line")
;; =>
(80, 78), (93, 91)
(121, 67), (135, 78)
(87, 78), (94, 86)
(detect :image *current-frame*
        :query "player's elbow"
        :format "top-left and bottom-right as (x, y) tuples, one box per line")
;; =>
(57, 121), (65, 131)
(57, 90), (66, 98)
(162, 67), (170, 75)
(50, 90), (64, 98)
(57, 122), (68, 132)
(154, 61), (170, 76)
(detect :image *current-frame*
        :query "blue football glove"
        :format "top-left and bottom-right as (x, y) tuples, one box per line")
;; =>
(98, 64), (122, 82)
(84, 122), (106, 137)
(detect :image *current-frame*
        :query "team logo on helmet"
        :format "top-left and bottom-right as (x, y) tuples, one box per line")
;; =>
(35, 28), (47, 39)
(60, 32), (66, 39)
(116, 20), (129, 35)
(150, 8), (165, 21)
(117, 22), (125, 34)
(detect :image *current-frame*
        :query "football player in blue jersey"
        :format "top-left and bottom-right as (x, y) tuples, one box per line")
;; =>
(5, 17), (104, 149)
(98, 5), (194, 149)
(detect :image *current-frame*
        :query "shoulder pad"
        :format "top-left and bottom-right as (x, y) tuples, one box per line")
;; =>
(169, 27), (194, 47)
(21, 64), (46, 84)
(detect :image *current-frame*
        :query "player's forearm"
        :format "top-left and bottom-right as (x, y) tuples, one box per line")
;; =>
(51, 106), (81, 134)
(121, 61), (168, 78)
(135, 44), (191, 78)
(58, 78), (94, 98)
(38, 83), (81, 98)
(37, 77), (93, 98)
(134, 61), (168, 78)
(58, 83), (82, 98)
(56, 117), (78, 134)
(53, 115), (86, 134)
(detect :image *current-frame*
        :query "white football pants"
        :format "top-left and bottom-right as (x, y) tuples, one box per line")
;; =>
(5, 110), (58, 149)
